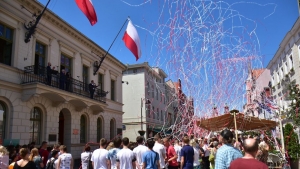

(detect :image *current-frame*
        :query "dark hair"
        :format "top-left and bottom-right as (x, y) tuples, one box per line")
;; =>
(84, 145), (91, 151)
(100, 138), (107, 147)
(51, 150), (59, 157)
(113, 137), (122, 148)
(220, 129), (233, 143)
(41, 141), (47, 146)
(147, 139), (155, 149)
(136, 136), (144, 144)
(182, 136), (189, 144)
(242, 139), (259, 153)
(122, 137), (130, 146)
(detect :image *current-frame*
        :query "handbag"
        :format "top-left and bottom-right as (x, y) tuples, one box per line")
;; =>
(208, 151), (215, 163)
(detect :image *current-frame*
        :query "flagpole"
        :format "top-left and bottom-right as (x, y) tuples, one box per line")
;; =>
(93, 17), (130, 75)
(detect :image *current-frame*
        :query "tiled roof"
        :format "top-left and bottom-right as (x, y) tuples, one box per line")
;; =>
(252, 69), (265, 79)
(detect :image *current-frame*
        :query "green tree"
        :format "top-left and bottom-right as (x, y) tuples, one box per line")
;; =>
(283, 123), (300, 159)
(286, 84), (300, 126)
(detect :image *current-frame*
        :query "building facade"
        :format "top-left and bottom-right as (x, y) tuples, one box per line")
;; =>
(122, 62), (176, 140)
(244, 68), (272, 119)
(0, 0), (125, 158)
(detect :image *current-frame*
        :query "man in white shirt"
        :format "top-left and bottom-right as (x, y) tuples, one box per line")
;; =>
(153, 134), (166, 169)
(91, 138), (109, 169)
(174, 139), (182, 166)
(116, 137), (136, 169)
(133, 136), (148, 169)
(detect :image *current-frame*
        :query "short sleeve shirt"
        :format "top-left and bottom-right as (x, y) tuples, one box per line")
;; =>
(91, 149), (108, 169)
(106, 148), (121, 169)
(215, 144), (243, 169)
(166, 145), (178, 166)
(142, 150), (159, 169)
(153, 143), (166, 168)
(229, 158), (269, 169)
(180, 145), (194, 169)
(116, 148), (136, 169)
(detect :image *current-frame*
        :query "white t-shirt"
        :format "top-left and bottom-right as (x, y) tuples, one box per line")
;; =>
(133, 145), (148, 168)
(58, 153), (72, 169)
(81, 151), (92, 169)
(116, 148), (136, 169)
(91, 148), (108, 169)
(193, 147), (200, 166)
(153, 142), (166, 168)
(174, 144), (182, 162)
(202, 144), (210, 157)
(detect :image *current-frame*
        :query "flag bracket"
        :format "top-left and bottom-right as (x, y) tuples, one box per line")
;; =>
(23, 0), (51, 43)
(93, 17), (129, 75)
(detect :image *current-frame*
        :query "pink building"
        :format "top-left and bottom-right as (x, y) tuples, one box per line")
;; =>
(245, 68), (272, 119)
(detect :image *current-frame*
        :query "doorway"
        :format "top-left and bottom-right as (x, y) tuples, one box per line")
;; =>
(58, 112), (64, 145)
(58, 108), (71, 149)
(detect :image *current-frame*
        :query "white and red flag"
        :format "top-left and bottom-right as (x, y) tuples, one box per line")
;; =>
(122, 20), (142, 61)
(75, 0), (97, 26)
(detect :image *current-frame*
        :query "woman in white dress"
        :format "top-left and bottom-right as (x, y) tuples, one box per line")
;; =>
(57, 145), (73, 169)
(81, 145), (92, 169)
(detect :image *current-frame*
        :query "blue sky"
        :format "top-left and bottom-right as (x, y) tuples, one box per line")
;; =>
(38, 0), (299, 114)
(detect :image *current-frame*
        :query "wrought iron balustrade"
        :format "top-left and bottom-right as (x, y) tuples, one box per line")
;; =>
(21, 65), (107, 103)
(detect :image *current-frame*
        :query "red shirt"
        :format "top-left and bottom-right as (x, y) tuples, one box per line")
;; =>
(166, 145), (178, 166)
(39, 148), (49, 166)
(229, 158), (269, 169)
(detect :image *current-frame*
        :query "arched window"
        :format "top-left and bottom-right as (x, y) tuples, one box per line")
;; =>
(0, 101), (7, 141)
(110, 119), (115, 140)
(80, 115), (87, 143)
(30, 107), (42, 144)
(97, 117), (103, 142)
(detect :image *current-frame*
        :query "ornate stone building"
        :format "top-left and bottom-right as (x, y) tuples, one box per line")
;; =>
(0, 0), (125, 158)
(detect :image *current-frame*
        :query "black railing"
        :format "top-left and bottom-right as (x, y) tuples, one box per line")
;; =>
(21, 65), (107, 103)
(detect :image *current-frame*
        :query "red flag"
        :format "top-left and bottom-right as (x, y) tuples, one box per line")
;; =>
(75, 0), (97, 26)
(122, 20), (142, 61)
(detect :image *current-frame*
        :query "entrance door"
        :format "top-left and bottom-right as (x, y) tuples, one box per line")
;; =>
(58, 112), (64, 145)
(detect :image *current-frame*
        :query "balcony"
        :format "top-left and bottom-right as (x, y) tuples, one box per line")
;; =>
(21, 65), (107, 103)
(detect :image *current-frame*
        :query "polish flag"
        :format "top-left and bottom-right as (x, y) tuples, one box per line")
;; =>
(75, 0), (97, 26)
(122, 20), (141, 61)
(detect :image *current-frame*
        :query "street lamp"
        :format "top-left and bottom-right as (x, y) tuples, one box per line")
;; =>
(139, 98), (151, 137)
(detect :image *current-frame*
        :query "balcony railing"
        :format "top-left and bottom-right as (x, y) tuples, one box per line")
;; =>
(21, 65), (106, 103)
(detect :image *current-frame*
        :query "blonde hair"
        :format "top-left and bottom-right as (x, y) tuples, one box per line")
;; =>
(29, 148), (39, 161)
(189, 139), (197, 147)
(0, 146), (9, 156)
(106, 142), (114, 151)
(19, 148), (29, 159)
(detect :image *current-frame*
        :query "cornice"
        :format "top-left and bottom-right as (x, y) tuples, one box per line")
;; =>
(18, 0), (126, 71)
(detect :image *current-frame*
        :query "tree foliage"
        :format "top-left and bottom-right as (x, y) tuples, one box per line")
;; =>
(283, 123), (300, 159)
(286, 84), (300, 126)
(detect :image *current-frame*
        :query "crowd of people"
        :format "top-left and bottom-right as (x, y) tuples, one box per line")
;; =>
(0, 129), (272, 169)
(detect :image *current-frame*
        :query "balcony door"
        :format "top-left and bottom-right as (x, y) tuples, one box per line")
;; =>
(34, 42), (46, 75)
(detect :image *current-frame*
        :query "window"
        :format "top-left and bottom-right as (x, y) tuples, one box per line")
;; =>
(289, 55), (293, 69)
(82, 65), (89, 91)
(98, 74), (104, 91)
(61, 54), (72, 73)
(111, 80), (115, 101)
(30, 107), (42, 144)
(34, 42), (46, 75)
(110, 119), (115, 140)
(147, 82), (150, 96)
(80, 115), (87, 143)
(0, 101), (7, 141)
(157, 108), (159, 120)
(161, 110), (164, 121)
(146, 106), (150, 118)
(152, 85), (154, 98)
(133, 69), (137, 73)
(285, 62), (288, 74)
(160, 92), (163, 102)
(152, 106), (155, 118)
(0, 23), (13, 66)
(97, 117), (103, 142)
(280, 68), (283, 79)
(156, 88), (159, 100)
